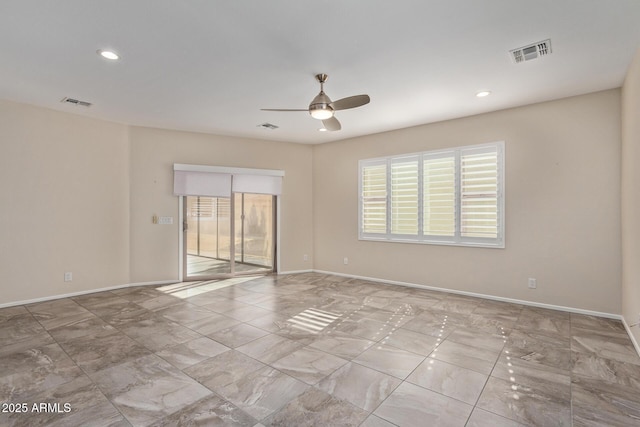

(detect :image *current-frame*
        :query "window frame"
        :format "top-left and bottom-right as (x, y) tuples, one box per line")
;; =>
(358, 141), (505, 248)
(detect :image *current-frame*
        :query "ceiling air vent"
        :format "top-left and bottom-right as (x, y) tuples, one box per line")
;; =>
(510, 39), (552, 64)
(257, 122), (279, 130)
(60, 97), (92, 107)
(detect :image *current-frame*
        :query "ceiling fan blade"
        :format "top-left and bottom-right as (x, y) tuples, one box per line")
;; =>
(322, 116), (341, 131)
(261, 108), (308, 112)
(330, 94), (370, 111)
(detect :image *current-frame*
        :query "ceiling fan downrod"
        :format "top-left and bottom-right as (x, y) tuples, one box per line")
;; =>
(309, 74), (333, 120)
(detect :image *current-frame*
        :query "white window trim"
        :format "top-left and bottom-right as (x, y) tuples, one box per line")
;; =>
(358, 141), (505, 249)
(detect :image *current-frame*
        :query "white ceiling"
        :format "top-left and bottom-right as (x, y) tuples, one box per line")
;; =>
(1, 1), (639, 144)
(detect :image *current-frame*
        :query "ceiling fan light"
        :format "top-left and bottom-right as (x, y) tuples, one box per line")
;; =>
(309, 105), (334, 120)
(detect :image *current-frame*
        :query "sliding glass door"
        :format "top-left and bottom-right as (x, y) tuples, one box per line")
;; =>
(235, 193), (275, 271)
(184, 193), (275, 280)
(185, 196), (232, 277)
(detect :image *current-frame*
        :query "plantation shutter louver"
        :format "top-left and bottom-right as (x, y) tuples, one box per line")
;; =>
(391, 157), (419, 235)
(423, 153), (456, 237)
(361, 162), (387, 234)
(460, 146), (499, 239)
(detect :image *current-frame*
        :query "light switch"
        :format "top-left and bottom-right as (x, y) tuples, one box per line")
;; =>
(158, 216), (173, 225)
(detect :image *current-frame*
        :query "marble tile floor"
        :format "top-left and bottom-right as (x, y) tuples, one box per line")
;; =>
(1, 272), (640, 426)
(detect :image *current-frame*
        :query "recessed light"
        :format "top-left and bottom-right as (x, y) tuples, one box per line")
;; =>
(97, 49), (120, 60)
(476, 91), (491, 98)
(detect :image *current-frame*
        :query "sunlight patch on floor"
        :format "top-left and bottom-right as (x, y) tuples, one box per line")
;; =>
(158, 276), (262, 298)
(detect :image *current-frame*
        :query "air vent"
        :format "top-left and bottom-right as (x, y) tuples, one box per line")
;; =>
(510, 39), (552, 64)
(257, 122), (279, 130)
(60, 97), (92, 107)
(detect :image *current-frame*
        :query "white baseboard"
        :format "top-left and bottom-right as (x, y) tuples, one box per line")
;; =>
(312, 269), (622, 320)
(0, 279), (179, 309)
(277, 269), (314, 275)
(622, 317), (640, 358)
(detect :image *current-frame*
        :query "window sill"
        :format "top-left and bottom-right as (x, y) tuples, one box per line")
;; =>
(358, 235), (505, 249)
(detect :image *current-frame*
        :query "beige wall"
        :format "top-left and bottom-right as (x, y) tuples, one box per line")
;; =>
(0, 89), (625, 315)
(622, 48), (640, 342)
(0, 100), (313, 304)
(0, 100), (130, 305)
(128, 126), (314, 283)
(313, 90), (622, 314)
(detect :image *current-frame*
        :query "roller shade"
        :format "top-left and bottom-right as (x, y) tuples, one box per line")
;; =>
(173, 171), (232, 197)
(232, 174), (282, 195)
(173, 165), (284, 197)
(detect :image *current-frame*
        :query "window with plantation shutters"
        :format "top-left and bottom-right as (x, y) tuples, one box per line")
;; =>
(359, 141), (504, 248)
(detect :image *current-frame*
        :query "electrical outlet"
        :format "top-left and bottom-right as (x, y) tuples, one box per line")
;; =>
(343, 257), (349, 265)
(528, 278), (537, 289)
(64, 272), (73, 282)
(303, 254), (308, 261)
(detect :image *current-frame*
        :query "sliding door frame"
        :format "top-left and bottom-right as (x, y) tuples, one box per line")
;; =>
(179, 194), (279, 281)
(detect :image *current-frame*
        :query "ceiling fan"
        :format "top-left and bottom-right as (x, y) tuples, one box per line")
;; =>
(261, 74), (370, 131)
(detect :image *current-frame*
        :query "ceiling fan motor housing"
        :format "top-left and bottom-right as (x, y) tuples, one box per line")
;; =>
(309, 91), (334, 119)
